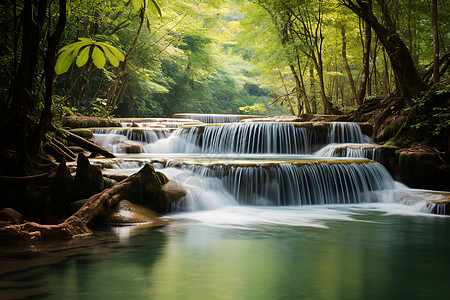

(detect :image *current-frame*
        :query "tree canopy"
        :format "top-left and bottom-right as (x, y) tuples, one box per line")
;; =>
(0, 0), (449, 166)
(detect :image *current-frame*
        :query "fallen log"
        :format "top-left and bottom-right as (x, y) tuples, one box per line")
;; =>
(58, 128), (115, 158)
(0, 164), (163, 242)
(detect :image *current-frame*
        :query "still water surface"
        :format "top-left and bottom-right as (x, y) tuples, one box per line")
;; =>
(1, 204), (449, 300)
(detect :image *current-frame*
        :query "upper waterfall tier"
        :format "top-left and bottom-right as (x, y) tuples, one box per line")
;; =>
(173, 122), (371, 154)
(173, 113), (265, 124)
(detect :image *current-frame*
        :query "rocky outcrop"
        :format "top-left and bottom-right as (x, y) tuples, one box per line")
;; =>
(75, 153), (105, 199)
(69, 128), (94, 139)
(0, 208), (23, 224)
(397, 148), (450, 190)
(63, 115), (121, 128)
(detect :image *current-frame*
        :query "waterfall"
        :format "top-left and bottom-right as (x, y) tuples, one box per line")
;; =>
(330, 122), (368, 143)
(315, 144), (382, 161)
(93, 128), (170, 144)
(166, 160), (395, 207)
(173, 113), (244, 123)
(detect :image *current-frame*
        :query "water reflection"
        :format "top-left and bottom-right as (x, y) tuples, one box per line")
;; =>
(1, 206), (449, 300)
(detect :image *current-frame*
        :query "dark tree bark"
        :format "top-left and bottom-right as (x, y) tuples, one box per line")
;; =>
(341, 0), (427, 99)
(431, 0), (439, 84)
(341, 26), (357, 104)
(357, 17), (372, 105)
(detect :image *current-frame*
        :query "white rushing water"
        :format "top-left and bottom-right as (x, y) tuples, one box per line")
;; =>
(91, 120), (447, 216)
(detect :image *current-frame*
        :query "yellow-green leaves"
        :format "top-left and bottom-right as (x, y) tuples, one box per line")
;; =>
(127, 0), (161, 16)
(55, 38), (125, 75)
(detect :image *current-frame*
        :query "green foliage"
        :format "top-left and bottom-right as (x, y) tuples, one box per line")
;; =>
(55, 38), (125, 75)
(410, 85), (450, 136)
(239, 103), (266, 113)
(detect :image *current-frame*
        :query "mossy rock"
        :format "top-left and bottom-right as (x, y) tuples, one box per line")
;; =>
(63, 115), (121, 129)
(69, 128), (94, 139)
(103, 177), (116, 189)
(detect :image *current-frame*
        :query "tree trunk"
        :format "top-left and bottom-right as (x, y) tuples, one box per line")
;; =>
(341, 0), (427, 99)
(312, 54), (332, 114)
(341, 26), (357, 104)
(431, 0), (439, 84)
(357, 17), (371, 105)
(30, 0), (67, 155)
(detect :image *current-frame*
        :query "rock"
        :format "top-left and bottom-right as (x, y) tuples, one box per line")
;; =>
(120, 140), (143, 154)
(62, 115), (121, 128)
(103, 177), (116, 189)
(162, 181), (187, 202)
(48, 160), (76, 221)
(105, 200), (169, 225)
(426, 195), (450, 215)
(74, 153), (104, 199)
(0, 208), (23, 223)
(69, 128), (94, 139)
(398, 150), (450, 189)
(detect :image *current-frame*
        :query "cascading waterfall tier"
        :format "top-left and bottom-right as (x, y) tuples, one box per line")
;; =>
(166, 158), (395, 207)
(174, 122), (370, 154)
(93, 128), (171, 144)
(173, 113), (263, 124)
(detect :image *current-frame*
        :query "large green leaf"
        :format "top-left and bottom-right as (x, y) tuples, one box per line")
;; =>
(148, 0), (161, 16)
(76, 46), (90, 67)
(132, 0), (143, 13)
(98, 42), (125, 61)
(100, 45), (120, 67)
(92, 46), (106, 69)
(55, 50), (73, 75)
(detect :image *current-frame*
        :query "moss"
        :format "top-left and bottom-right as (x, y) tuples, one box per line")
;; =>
(69, 128), (93, 139)
(156, 171), (169, 185)
(384, 138), (410, 148)
(103, 177), (116, 189)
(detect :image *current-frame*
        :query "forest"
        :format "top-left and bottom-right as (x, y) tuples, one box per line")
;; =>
(1, 0), (449, 160)
(0, 0), (449, 227)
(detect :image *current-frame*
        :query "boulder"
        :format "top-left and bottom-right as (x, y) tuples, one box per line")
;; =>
(397, 150), (450, 189)
(120, 140), (143, 154)
(69, 128), (94, 139)
(105, 200), (169, 225)
(62, 115), (121, 128)
(162, 181), (187, 202)
(0, 208), (23, 223)
(74, 153), (104, 199)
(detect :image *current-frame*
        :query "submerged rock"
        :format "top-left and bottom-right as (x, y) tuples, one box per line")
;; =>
(120, 140), (143, 154)
(105, 200), (169, 225)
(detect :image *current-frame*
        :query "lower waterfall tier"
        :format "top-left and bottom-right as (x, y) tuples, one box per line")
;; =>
(164, 158), (395, 208)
